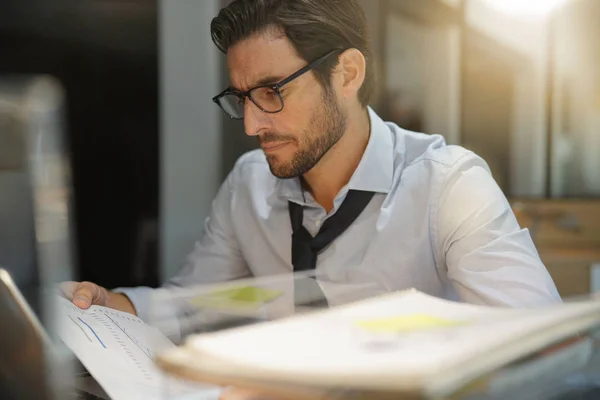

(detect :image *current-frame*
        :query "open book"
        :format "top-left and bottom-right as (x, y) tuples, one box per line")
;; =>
(155, 290), (600, 399)
(55, 297), (222, 400)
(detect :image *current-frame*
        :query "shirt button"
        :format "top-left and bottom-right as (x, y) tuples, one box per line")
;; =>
(315, 219), (322, 228)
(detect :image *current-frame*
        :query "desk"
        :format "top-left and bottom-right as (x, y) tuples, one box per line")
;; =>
(481, 337), (600, 400)
(512, 199), (600, 298)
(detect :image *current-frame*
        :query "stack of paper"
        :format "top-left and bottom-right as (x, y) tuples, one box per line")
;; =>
(156, 290), (600, 399)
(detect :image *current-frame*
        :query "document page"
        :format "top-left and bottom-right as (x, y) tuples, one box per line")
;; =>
(55, 297), (221, 400)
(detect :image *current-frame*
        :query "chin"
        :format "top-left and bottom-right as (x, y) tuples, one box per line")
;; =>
(268, 164), (295, 179)
(266, 159), (297, 179)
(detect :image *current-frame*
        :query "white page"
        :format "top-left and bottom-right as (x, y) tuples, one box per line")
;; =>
(55, 297), (222, 400)
(184, 291), (600, 392)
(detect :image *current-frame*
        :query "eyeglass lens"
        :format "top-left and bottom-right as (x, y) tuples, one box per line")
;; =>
(219, 86), (283, 119)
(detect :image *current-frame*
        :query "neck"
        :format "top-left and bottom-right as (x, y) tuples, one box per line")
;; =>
(302, 107), (370, 212)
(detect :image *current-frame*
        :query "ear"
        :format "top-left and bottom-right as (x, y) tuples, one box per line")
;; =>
(336, 48), (366, 101)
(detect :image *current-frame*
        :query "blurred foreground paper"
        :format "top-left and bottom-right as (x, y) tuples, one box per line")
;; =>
(190, 286), (283, 311)
(144, 270), (390, 343)
(156, 290), (600, 399)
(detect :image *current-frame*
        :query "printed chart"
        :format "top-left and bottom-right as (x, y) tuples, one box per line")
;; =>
(57, 298), (221, 400)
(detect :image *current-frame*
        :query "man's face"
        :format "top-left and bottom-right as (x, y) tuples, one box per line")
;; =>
(227, 30), (347, 179)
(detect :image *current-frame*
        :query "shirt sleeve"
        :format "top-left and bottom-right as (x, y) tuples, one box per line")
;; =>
(436, 153), (562, 307)
(114, 168), (251, 340)
(164, 168), (251, 288)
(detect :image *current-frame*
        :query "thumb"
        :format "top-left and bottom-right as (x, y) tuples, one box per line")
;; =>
(73, 293), (91, 309)
(72, 282), (100, 309)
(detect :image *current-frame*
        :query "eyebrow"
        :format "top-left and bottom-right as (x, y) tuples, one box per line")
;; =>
(230, 75), (285, 92)
(255, 75), (284, 87)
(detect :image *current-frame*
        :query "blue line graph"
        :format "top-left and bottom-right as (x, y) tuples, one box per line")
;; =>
(77, 317), (106, 348)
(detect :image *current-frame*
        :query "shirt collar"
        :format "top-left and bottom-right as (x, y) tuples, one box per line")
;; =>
(347, 107), (395, 193)
(276, 106), (395, 203)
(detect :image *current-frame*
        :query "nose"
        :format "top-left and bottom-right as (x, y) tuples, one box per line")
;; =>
(243, 99), (269, 137)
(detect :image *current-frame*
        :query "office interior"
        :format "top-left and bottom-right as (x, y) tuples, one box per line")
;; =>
(1, 0), (600, 316)
(0, 0), (600, 397)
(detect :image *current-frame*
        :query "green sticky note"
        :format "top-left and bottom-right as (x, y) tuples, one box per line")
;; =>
(191, 286), (283, 311)
(355, 314), (465, 333)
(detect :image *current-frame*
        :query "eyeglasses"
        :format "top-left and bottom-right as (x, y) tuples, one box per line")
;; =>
(212, 49), (342, 120)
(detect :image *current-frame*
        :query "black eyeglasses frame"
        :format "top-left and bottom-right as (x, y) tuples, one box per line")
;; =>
(212, 48), (343, 120)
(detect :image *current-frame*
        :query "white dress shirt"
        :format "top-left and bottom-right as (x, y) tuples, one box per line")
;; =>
(118, 107), (561, 325)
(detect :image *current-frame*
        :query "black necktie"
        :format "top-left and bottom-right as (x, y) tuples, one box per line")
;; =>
(289, 189), (375, 307)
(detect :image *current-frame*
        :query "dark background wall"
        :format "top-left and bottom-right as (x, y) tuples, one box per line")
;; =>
(218, 0), (255, 177)
(0, 0), (160, 288)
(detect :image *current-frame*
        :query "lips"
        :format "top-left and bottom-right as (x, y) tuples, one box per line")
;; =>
(261, 142), (291, 152)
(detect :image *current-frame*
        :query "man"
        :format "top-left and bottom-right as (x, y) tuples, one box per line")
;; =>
(62, 0), (560, 321)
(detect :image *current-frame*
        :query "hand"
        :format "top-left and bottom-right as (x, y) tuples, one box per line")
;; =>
(219, 387), (321, 400)
(59, 281), (137, 315)
(219, 388), (282, 400)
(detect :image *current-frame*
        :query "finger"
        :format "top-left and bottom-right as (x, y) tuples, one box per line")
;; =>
(86, 281), (109, 307)
(219, 388), (256, 400)
(72, 282), (104, 309)
(219, 388), (281, 400)
(58, 281), (78, 299)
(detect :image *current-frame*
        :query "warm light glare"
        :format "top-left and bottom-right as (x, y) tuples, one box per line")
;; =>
(482, 0), (570, 18)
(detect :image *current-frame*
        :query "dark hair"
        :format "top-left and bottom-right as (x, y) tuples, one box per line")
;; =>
(211, 0), (375, 107)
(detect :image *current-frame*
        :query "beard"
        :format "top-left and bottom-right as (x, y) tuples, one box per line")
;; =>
(260, 88), (347, 179)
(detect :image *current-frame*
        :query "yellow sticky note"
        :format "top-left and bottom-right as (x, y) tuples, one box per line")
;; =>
(191, 286), (283, 311)
(355, 314), (465, 333)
